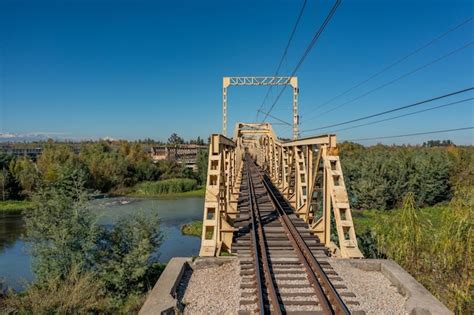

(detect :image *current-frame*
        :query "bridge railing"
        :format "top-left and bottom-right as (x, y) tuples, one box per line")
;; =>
(199, 134), (241, 256)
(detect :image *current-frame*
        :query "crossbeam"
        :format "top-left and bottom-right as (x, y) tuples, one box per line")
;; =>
(222, 76), (299, 139)
(224, 76), (295, 87)
(282, 134), (337, 147)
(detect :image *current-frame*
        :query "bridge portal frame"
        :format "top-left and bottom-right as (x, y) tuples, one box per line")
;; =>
(222, 76), (299, 140)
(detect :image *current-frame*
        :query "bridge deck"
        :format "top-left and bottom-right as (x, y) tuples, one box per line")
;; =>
(232, 157), (364, 314)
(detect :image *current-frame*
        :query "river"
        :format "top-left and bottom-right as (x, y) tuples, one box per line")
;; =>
(0, 197), (204, 291)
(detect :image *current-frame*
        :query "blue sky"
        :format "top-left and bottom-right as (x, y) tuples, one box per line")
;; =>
(0, 0), (473, 144)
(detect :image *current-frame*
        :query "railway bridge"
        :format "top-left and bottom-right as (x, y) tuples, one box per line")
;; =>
(199, 122), (362, 260)
(197, 121), (365, 313)
(198, 76), (365, 313)
(200, 77), (362, 260)
(140, 77), (452, 315)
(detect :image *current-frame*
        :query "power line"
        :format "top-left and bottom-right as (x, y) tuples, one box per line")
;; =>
(345, 127), (474, 142)
(326, 97), (474, 133)
(262, 0), (342, 123)
(302, 40), (474, 123)
(301, 87), (474, 133)
(258, 109), (292, 126)
(300, 16), (473, 118)
(255, 0), (308, 122)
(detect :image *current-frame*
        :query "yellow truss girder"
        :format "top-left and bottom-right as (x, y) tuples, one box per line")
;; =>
(199, 123), (363, 259)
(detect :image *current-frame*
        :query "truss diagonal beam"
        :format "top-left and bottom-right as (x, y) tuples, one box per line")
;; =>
(225, 76), (294, 87)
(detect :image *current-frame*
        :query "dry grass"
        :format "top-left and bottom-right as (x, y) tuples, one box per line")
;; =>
(1, 266), (109, 314)
(375, 188), (473, 313)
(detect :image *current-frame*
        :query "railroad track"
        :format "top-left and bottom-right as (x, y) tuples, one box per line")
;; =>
(233, 155), (363, 315)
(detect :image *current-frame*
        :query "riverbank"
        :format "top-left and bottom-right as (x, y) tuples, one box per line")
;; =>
(0, 196), (204, 293)
(128, 187), (205, 199)
(181, 221), (203, 237)
(0, 200), (32, 213)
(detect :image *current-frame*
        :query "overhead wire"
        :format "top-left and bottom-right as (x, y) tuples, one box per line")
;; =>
(345, 127), (474, 142)
(300, 16), (473, 118)
(258, 109), (292, 126)
(301, 41), (474, 123)
(261, 0), (342, 123)
(255, 0), (308, 122)
(301, 86), (474, 133)
(326, 97), (474, 133)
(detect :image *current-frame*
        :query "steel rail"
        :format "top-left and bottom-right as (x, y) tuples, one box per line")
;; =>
(245, 156), (282, 315)
(244, 159), (266, 314)
(253, 162), (351, 315)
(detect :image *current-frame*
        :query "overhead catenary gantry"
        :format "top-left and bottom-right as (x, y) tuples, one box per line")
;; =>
(222, 76), (299, 139)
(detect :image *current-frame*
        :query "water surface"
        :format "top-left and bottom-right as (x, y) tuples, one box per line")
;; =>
(0, 197), (204, 291)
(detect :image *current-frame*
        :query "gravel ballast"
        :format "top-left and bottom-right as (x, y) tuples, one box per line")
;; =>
(330, 259), (407, 315)
(178, 257), (408, 314)
(180, 258), (240, 314)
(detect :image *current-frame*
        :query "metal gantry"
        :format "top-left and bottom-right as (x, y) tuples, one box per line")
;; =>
(199, 122), (363, 259)
(222, 76), (299, 139)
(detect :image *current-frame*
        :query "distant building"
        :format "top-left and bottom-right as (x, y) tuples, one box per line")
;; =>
(0, 144), (43, 159)
(150, 144), (207, 170)
(0, 142), (82, 160)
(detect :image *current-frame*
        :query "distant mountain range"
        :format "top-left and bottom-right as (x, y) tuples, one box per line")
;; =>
(0, 133), (119, 143)
(0, 132), (64, 143)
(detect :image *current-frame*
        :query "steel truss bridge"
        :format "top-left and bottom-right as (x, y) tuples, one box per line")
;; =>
(199, 122), (362, 259)
(198, 77), (364, 313)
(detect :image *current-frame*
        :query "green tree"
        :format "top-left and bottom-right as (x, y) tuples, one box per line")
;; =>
(10, 167), (164, 312)
(9, 157), (39, 197)
(157, 160), (186, 180)
(0, 153), (20, 200)
(24, 169), (97, 283)
(37, 144), (84, 183)
(79, 142), (129, 191)
(120, 142), (159, 184)
(196, 148), (208, 185)
(167, 133), (184, 145)
(0, 167), (9, 201)
(340, 144), (457, 209)
(95, 214), (163, 302)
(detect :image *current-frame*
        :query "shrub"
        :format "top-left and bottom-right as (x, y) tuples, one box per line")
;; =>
(371, 187), (473, 312)
(5, 168), (164, 313)
(1, 266), (108, 314)
(339, 143), (472, 210)
(375, 193), (426, 272)
(181, 221), (203, 237)
(24, 169), (97, 283)
(95, 213), (163, 302)
(134, 178), (198, 195)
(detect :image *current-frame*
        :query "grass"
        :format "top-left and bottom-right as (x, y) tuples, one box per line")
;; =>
(352, 205), (446, 234)
(133, 178), (197, 195)
(128, 178), (205, 198)
(181, 221), (203, 237)
(0, 200), (32, 213)
(1, 267), (108, 314)
(129, 187), (205, 199)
